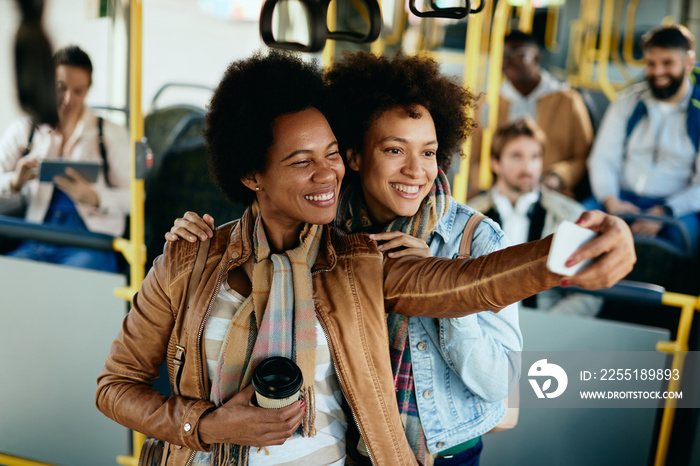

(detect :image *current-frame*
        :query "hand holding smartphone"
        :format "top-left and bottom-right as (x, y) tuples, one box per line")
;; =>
(547, 220), (597, 276)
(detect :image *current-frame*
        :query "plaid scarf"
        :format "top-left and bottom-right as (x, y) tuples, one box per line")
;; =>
(335, 169), (451, 465)
(199, 210), (322, 466)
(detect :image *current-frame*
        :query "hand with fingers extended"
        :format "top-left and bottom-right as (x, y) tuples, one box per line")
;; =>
(53, 167), (99, 207)
(165, 211), (215, 243)
(10, 157), (40, 192)
(198, 385), (305, 447)
(369, 231), (432, 259)
(560, 210), (636, 290)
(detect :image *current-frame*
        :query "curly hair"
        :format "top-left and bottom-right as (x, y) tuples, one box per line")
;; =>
(324, 51), (476, 173)
(204, 50), (330, 205)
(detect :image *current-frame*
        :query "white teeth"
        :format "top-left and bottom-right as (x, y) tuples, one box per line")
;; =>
(304, 192), (334, 202)
(390, 183), (420, 194)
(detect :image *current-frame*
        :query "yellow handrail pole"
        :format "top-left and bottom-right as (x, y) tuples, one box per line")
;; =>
(596, 0), (618, 102)
(113, 0), (147, 303)
(654, 293), (699, 466)
(653, 354), (685, 466)
(567, 0), (591, 93)
(114, 1), (146, 464)
(609, 0), (634, 84)
(544, 6), (560, 53)
(322, 0), (337, 68)
(623, 0), (645, 66)
(452, 6), (484, 203)
(370, 0), (385, 55)
(478, 0), (512, 191)
(579, 0), (600, 86)
(658, 293), (699, 353)
(0, 453), (58, 466)
(566, 19), (582, 83)
(476, 0), (494, 92)
(518, 0), (534, 34)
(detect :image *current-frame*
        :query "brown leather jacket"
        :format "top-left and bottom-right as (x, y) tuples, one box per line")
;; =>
(96, 211), (558, 465)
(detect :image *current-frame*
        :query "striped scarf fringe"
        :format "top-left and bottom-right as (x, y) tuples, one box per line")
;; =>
(204, 208), (322, 465)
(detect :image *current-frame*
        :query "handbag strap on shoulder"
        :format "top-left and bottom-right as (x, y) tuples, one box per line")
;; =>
(459, 212), (486, 257)
(172, 238), (211, 396)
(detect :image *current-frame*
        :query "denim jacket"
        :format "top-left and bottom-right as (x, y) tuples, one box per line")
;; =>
(409, 198), (522, 453)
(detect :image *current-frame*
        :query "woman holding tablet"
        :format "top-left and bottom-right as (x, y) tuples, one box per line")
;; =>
(0, 45), (130, 272)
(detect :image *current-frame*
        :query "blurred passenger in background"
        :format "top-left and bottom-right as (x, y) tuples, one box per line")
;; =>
(586, 25), (700, 257)
(469, 118), (603, 317)
(0, 45), (130, 272)
(469, 31), (593, 199)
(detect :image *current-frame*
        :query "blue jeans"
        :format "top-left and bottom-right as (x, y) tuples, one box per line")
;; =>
(434, 439), (483, 466)
(6, 190), (118, 273)
(584, 191), (700, 256)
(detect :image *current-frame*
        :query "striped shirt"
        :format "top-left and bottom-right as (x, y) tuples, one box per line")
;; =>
(201, 280), (347, 465)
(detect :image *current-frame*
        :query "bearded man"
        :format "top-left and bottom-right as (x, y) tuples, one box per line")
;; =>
(587, 24), (700, 256)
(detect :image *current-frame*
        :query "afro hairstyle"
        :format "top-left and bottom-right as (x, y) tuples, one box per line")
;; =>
(204, 50), (332, 205)
(324, 51), (476, 173)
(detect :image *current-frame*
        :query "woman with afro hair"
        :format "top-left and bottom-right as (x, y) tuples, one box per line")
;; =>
(164, 51), (635, 466)
(324, 51), (510, 466)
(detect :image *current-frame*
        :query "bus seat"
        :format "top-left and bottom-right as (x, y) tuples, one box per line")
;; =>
(144, 138), (247, 270)
(575, 87), (609, 134)
(144, 104), (206, 163)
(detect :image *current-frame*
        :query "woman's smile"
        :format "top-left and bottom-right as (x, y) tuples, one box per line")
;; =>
(388, 182), (423, 197)
(350, 105), (439, 226)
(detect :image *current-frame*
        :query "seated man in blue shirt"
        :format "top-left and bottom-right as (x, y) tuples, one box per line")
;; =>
(586, 25), (700, 256)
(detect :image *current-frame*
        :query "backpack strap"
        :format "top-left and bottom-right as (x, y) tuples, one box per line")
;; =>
(22, 123), (36, 157)
(97, 117), (113, 187)
(624, 100), (648, 161)
(686, 66), (700, 155)
(171, 238), (211, 396)
(458, 212), (486, 258)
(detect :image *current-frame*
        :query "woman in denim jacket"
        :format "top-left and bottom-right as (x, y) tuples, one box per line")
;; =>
(168, 52), (633, 465)
(325, 52), (514, 466)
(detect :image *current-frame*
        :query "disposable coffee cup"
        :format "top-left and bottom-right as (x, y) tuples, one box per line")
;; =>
(252, 356), (303, 409)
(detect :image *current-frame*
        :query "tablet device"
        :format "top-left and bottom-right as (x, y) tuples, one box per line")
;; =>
(39, 160), (102, 183)
(547, 220), (597, 276)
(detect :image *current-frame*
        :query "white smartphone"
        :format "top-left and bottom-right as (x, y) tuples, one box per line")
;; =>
(546, 220), (597, 276)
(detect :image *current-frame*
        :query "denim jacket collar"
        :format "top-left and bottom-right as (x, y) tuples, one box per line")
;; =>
(432, 196), (458, 244)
